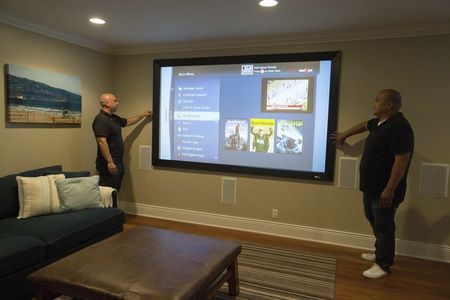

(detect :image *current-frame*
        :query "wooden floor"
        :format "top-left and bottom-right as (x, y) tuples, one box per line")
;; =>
(125, 214), (450, 300)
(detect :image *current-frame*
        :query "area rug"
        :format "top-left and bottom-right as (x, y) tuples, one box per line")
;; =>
(213, 243), (336, 300)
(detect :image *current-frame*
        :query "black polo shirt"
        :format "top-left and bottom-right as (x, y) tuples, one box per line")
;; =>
(92, 110), (127, 169)
(359, 112), (414, 202)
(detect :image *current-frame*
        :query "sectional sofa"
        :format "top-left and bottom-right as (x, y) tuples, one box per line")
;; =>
(0, 165), (124, 299)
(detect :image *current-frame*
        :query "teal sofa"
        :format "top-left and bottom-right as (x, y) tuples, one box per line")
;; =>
(0, 165), (124, 299)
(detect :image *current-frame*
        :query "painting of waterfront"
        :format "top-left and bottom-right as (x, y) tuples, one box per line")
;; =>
(5, 64), (82, 124)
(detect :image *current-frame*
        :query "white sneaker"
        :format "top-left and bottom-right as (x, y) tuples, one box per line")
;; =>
(362, 263), (389, 279)
(361, 253), (376, 262)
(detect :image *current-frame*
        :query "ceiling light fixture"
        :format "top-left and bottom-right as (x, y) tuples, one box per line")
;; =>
(259, 0), (278, 7)
(89, 17), (106, 25)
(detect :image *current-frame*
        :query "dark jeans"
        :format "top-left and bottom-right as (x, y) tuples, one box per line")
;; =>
(98, 163), (124, 191)
(363, 194), (399, 272)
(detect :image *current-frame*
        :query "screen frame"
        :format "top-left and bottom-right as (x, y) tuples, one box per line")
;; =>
(152, 51), (341, 181)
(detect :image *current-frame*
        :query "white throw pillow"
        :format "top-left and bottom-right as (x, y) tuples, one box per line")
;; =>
(55, 175), (103, 212)
(16, 174), (65, 219)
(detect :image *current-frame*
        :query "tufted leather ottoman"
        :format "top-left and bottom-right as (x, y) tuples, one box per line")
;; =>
(28, 226), (241, 300)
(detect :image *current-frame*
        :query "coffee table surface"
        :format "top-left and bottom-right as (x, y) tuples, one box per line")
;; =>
(29, 226), (241, 300)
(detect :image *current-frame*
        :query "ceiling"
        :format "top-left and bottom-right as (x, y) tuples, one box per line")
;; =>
(1, 0), (449, 55)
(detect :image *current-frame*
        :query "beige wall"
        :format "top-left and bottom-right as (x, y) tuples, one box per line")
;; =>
(0, 23), (114, 175)
(114, 34), (450, 247)
(1, 21), (448, 247)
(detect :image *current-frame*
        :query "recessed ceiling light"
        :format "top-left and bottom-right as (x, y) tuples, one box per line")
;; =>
(259, 0), (278, 7)
(89, 17), (106, 25)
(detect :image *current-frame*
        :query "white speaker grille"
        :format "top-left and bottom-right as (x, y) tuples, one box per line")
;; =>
(222, 177), (236, 205)
(420, 163), (449, 198)
(139, 145), (152, 170)
(337, 157), (358, 189)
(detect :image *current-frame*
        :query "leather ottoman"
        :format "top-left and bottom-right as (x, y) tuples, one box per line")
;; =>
(28, 226), (241, 300)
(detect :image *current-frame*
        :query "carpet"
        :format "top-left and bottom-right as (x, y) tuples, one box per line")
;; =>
(213, 243), (336, 300)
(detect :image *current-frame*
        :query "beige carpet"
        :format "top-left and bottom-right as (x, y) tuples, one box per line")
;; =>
(213, 243), (336, 300)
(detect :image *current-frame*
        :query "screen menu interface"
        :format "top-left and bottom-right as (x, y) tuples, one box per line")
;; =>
(159, 60), (332, 172)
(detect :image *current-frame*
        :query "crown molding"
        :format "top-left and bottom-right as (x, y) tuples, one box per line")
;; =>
(113, 25), (450, 56)
(1, 12), (449, 57)
(0, 13), (113, 54)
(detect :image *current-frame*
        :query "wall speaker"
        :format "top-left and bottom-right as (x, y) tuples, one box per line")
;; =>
(337, 157), (358, 189)
(139, 145), (152, 170)
(222, 177), (236, 205)
(420, 163), (449, 198)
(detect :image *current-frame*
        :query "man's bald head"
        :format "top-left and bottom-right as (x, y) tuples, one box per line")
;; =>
(379, 89), (402, 112)
(99, 93), (116, 106)
(99, 93), (118, 112)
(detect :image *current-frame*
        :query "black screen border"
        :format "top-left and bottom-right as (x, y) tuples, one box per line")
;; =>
(152, 51), (341, 181)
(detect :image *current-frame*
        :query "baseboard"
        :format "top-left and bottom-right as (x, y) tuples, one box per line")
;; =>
(120, 201), (450, 263)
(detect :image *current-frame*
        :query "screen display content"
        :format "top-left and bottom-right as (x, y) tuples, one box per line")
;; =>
(153, 51), (341, 180)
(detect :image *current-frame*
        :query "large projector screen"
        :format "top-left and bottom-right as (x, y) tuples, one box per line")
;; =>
(152, 51), (341, 181)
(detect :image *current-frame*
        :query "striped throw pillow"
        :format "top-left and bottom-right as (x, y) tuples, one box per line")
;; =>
(16, 174), (65, 219)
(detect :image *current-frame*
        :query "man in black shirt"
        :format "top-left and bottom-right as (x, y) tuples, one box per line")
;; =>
(330, 89), (414, 279)
(92, 93), (151, 191)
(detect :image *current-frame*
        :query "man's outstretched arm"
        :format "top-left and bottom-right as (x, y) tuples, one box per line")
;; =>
(330, 121), (368, 145)
(126, 111), (152, 126)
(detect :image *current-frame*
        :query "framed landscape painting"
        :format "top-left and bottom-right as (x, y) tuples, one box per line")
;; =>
(5, 64), (82, 124)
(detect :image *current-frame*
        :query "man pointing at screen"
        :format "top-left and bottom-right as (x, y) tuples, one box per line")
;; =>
(92, 93), (152, 191)
(330, 89), (414, 279)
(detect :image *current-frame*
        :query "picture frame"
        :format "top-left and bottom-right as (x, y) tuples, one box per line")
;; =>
(5, 64), (82, 124)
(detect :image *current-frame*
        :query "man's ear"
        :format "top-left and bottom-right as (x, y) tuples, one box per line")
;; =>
(387, 99), (394, 109)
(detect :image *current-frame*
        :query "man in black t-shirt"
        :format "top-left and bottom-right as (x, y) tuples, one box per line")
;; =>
(92, 93), (152, 191)
(330, 89), (414, 279)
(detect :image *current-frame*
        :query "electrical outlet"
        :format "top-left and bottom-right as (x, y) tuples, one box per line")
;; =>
(272, 208), (278, 219)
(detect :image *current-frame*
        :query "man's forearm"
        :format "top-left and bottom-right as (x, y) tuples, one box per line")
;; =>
(379, 153), (410, 207)
(330, 121), (368, 145)
(127, 111), (152, 126)
(97, 138), (113, 163)
(126, 114), (144, 126)
(342, 121), (368, 139)
(385, 153), (411, 191)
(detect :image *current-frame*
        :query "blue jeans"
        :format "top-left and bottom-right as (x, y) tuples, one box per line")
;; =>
(363, 194), (399, 272)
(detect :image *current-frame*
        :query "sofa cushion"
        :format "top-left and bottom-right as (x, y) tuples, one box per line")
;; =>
(0, 208), (124, 259)
(0, 165), (62, 219)
(0, 233), (46, 278)
(16, 174), (65, 219)
(56, 176), (103, 212)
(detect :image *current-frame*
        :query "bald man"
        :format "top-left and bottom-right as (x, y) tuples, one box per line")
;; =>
(330, 89), (414, 279)
(92, 93), (151, 192)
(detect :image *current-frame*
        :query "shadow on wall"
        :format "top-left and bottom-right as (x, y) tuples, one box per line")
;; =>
(396, 152), (450, 260)
(122, 118), (152, 206)
(338, 139), (366, 157)
(397, 208), (450, 260)
(426, 215), (450, 260)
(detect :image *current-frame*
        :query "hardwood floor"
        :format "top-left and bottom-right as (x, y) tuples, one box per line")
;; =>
(125, 214), (450, 300)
